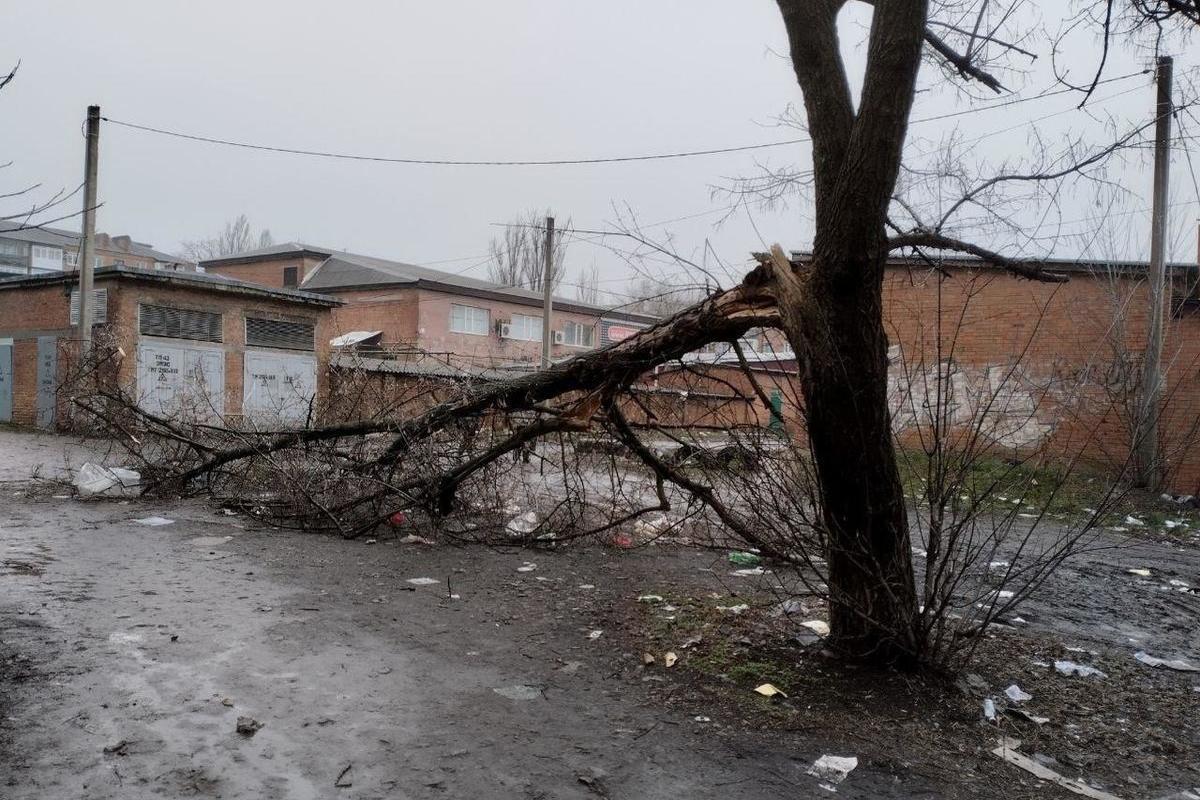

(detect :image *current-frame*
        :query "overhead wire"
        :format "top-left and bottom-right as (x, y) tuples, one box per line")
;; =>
(98, 69), (1149, 169)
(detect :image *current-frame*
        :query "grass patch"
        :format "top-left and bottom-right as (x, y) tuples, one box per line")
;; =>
(896, 449), (1200, 535)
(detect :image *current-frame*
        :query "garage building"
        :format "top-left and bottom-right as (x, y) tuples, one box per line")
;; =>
(0, 266), (339, 429)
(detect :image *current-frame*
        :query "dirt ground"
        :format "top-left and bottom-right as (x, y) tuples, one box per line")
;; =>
(1, 430), (1198, 799)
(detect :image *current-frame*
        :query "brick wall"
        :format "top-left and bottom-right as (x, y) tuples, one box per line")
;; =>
(105, 281), (333, 418)
(0, 283), (75, 425)
(205, 257), (323, 289)
(879, 265), (1200, 491)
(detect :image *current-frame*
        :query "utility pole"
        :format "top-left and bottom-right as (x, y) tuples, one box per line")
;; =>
(541, 216), (555, 369)
(1135, 56), (1172, 489)
(77, 105), (100, 353)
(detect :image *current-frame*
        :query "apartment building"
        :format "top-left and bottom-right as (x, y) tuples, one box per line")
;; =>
(202, 243), (659, 365)
(0, 221), (193, 278)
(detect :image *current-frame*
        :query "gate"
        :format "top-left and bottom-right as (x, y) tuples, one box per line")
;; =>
(35, 336), (57, 429)
(0, 339), (12, 423)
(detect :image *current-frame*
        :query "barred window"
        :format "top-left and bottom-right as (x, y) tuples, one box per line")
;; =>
(245, 317), (315, 351)
(139, 304), (223, 343)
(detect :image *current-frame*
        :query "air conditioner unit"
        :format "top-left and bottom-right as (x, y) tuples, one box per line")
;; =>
(553, 330), (565, 345)
(498, 322), (512, 339)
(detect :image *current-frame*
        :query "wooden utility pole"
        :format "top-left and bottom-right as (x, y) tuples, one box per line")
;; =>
(541, 216), (555, 369)
(77, 104), (101, 352)
(1135, 56), (1173, 489)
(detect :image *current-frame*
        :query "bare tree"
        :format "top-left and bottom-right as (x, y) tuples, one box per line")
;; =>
(624, 275), (708, 318)
(180, 214), (273, 262)
(574, 263), (602, 305)
(486, 210), (570, 291)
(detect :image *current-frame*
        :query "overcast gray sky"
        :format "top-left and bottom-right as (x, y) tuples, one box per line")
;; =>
(1, 2), (1195, 304)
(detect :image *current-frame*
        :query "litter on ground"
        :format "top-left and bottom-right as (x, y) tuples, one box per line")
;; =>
(74, 463), (140, 497)
(1134, 651), (1200, 672)
(806, 754), (858, 785)
(1055, 660), (1108, 679)
(406, 577), (440, 586)
(801, 619), (831, 636)
(991, 737), (1121, 800)
(754, 683), (787, 698)
(1004, 684), (1032, 703)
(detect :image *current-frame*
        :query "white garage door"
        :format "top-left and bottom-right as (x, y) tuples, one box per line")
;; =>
(243, 351), (317, 426)
(136, 343), (225, 420)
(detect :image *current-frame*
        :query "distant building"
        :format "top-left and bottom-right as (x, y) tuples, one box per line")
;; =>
(0, 221), (194, 278)
(201, 243), (658, 366)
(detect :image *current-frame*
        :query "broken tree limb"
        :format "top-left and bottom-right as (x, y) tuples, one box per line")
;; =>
(154, 270), (779, 491)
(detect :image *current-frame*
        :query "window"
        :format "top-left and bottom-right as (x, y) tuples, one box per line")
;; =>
(64, 250), (79, 267)
(562, 320), (594, 348)
(245, 317), (315, 351)
(449, 303), (489, 336)
(31, 245), (63, 270)
(283, 266), (298, 288)
(139, 304), (223, 343)
(510, 314), (542, 341)
(0, 238), (28, 268)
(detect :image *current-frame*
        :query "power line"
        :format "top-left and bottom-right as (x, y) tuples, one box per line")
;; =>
(101, 116), (808, 167)
(98, 69), (1148, 169)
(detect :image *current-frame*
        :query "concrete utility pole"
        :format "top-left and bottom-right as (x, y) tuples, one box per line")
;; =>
(77, 104), (100, 352)
(541, 216), (555, 369)
(1135, 56), (1173, 489)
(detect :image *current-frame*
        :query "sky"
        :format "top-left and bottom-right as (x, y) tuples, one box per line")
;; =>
(1, 2), (1197, 307)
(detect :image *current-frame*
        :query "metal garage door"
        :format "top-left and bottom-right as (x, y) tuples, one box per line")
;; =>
(243, 351), (317, 426)
(0, 339), (12, 423)
(36, 337), (56, 429)
(136, 343), (225, 420)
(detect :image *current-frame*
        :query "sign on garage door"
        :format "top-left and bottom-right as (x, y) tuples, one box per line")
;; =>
(136, 343), (225, 419)
(243, 351), (317, 426)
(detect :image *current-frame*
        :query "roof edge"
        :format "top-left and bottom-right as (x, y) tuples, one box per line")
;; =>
(200, 247), (332, 268)
(0, 265), (343, 307)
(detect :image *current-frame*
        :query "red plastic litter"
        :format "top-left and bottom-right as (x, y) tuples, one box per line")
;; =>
(388, 511), (407, 526)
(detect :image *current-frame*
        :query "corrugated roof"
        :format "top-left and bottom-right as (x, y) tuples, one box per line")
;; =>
(205, 240), (660, 323)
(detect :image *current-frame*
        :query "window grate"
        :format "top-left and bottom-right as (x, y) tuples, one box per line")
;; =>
(139, 304), (223, 343)
(70, 288), (108, 325)
(245, 317), (315, 351)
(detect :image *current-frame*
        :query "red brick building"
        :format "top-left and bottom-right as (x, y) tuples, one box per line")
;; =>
(0, 266), (338, 428)
(201, 243), (658, 366)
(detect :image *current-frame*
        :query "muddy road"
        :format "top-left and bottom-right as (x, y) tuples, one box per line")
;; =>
(1, 493), (920, 800)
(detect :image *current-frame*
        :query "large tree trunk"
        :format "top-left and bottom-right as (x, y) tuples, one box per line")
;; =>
(785, 254), (918, 662)
(774, 0), (930, 663)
